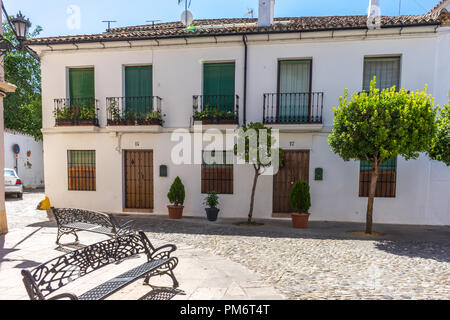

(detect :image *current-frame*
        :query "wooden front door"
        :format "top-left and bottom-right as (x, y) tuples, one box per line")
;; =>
(124, 150), (154, 210)
(273, 150), (310, 214)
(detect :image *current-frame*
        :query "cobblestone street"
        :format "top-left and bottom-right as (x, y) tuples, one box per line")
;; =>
(2, 190), (450, 300)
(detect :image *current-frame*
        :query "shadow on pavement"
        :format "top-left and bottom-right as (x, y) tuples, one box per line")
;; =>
(139, 286), (186, 300)
(26, 213), (450, 263)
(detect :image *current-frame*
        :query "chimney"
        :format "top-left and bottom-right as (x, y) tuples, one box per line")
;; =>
(258, 0), (275, 27)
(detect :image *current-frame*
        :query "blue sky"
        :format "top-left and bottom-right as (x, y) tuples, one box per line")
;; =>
(3, 0), (442, 37)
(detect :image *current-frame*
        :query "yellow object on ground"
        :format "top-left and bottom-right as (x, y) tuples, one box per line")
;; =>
(39, 196), (51, 210)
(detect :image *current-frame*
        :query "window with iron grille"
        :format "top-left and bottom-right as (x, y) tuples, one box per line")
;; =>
(67, 150), (96, 191)
(359, 157), (396, 198)
(201, 151), (233, 194)
(363, 56), (401, 91)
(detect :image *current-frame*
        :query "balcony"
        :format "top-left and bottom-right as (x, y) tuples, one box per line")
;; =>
(106, 96), (164, 126)
(263, 92), (324, 125)
(54, 98), (99, 126)
(193, 95), (239, 125)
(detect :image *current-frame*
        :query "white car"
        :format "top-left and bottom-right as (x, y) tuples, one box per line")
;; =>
(4, 168), (23, 199)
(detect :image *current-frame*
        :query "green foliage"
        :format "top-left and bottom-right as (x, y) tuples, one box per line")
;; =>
(234, 122), (284, 169)
(329, 78), (437, 164)
(203, 191), (219, 209)
(289, 180), (311, 213)
(193, 105), (236, 120)
(53, 105), (96, 120)
(167, 176), (185, 206)
(144, 110), (165, 124)
(3, 21), (43, 140)
(429, 93), (450, 166)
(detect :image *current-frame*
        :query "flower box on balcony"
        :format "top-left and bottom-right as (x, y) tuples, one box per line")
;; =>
(56, 119), (98, 126)
(198, 118), (238, 125)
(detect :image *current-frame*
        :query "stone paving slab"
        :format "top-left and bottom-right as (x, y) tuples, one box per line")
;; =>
(2, 191), (450, 300)
(0, 225), (284, 300)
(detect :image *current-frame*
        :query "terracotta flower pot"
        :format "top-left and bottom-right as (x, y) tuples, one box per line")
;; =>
(168, 205), (184, 219)
(291, 213), (310, 229)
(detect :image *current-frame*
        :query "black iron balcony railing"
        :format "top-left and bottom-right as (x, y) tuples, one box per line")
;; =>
(54, 98), (99, 126)
(193, 95), (239, 125)
(106, 96), (163, 126)
(263, 92), (324, 124)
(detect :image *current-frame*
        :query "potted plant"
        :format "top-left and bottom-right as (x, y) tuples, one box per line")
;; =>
(289, 180), (311, 228)
(167, 176), (185, 219)
(203, 191), (219, 221)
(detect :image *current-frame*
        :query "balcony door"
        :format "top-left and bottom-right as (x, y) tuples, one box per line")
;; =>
(278, 60), (312, 124)
(203, 63), (235, 111)
(69, 68), (95, 107)
(125, 66), (153, 117)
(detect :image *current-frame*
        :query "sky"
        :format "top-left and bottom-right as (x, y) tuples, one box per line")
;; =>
(3, 0), (443, 38)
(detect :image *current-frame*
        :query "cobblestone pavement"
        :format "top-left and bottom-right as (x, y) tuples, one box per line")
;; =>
(119, 215), (450, 300)
(3, 191), (450, 300)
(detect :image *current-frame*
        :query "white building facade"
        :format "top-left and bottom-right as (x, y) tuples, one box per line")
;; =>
(4, 129), (44, 188)
(28, 2), (450, 225)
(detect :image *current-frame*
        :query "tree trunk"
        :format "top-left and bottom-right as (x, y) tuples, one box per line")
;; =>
(248, 165), (260, 224)
(366, 159), (380, 234)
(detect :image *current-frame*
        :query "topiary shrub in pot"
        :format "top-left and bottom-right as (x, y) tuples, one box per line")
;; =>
(289, 180), (311, 228)
(167, 176), (185, 219)
(203, 191), (219, 221)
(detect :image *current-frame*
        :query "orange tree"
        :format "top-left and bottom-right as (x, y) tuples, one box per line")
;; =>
(428, 93), (449, 166)
(328, 78), (437, 234)
(234, 122), (283, 224)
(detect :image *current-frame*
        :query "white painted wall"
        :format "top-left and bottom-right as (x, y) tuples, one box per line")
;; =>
(37, 25), (450, 225)
(4, 129), (44, 188)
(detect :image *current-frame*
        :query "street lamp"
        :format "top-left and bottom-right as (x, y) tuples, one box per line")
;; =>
(11, 11), (31, 43)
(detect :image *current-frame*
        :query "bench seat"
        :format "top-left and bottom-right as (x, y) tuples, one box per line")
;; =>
(21, 232), (179, 300)
(79, 258), (170, 300)
(61, 222), (115, 236)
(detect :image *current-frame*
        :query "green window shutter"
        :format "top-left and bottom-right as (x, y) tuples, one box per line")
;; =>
(203, 63), (235, 111)
(363, 57), (400, 91)
(125, 66), (153, 116)
(69, 68), (95, 99)
(279, 60), (311, 123)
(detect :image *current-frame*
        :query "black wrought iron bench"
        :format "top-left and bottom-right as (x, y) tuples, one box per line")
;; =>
(52, 208), (134, 244)
(21, 232), (179, 300)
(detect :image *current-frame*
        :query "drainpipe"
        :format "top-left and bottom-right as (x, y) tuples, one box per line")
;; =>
(243, 35), (248, 125)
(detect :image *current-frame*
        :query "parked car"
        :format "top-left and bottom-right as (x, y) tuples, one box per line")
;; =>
(4, 168), (23, 199)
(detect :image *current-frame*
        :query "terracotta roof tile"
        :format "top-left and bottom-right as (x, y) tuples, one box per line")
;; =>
(26, 14), (443, 46)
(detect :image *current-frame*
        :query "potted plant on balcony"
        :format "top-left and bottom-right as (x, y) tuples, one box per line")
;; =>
(289, 180), (311, 229)
(203, 191), (219, 221)
(107, 100), (122, 125)
(167, 176), (185, 219)
(142, 110), (165, 126)
(124, 109), (137, 125)
(78, 105), (98, 126)
(53, 107), (75, 126)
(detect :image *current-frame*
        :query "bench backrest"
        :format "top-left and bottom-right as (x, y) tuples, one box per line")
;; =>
(22, 232), (153, 300)
(52, 208), (117, 231)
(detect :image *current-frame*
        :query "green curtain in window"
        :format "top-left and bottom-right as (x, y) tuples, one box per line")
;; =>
(125, 66), (153, 117)
(203, 63), (235, 111)
(360, 157), (397, 171)
(279, 60), (311, 124)
(69, 68), (95, 109)
(69, 68), (95, 99)
(363, 57), (400, 91)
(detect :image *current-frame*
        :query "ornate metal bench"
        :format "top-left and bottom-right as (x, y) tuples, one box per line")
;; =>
(21, 232), (179, 300)
(52, 208), (135, 244)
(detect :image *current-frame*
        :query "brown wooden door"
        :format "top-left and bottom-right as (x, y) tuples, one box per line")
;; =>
(124, 150), (154, 210)
(273, 150), (310, 213)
